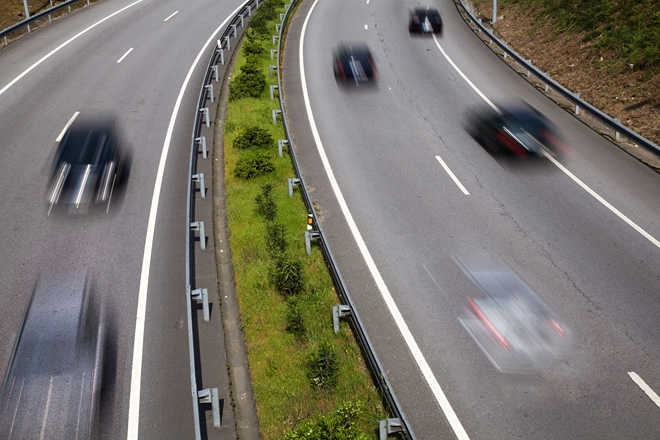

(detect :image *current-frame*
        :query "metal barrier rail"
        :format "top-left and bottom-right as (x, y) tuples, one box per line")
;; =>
(455, 0), (660, 157)
(0, 0), (91, 47)
(185, 0), (257, 438)
(274, 3), (416, 439)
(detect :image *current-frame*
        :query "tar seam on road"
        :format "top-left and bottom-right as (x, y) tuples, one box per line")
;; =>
(299, 1), (470, 439)
(436, 155), (470, 195)
(127, 2), (249, 438)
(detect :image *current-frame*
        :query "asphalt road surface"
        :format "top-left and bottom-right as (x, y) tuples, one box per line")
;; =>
(0, 1), (247, 438)
(283, 0), (660, 438)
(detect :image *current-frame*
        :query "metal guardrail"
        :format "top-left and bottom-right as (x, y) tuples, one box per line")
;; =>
(274, 3), (416, 439)
(0, 0), (91, 47)
(185, 0), (257, 438)
(455, 0), (660, 157)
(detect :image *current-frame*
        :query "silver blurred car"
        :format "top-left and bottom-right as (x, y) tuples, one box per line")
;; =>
(456, 257), (573, 374)
(0, 272), (104, 439)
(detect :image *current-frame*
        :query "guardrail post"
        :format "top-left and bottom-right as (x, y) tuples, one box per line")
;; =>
(255, 0), (259, 8)
(270, 48), (278, 59)
(190, 221), (206, 250)
(200, 107), (210, 127)
(231, 24), (237, 38)
(278, 139), (288, 157)
(272, 109), (281, 124)
(190, 287), (210, 321)
(195, 136), (207, 159)
(332, 305), (351, 334)
(272, 35), (279, 45)
(205, 84), (214, 102)
(192, 173), (206, 198)
(198, 388), (221, 427)
(239, 14), (244, 27)
(247, 5), (252, 16)
(305, 230), (320, 255)
(288, 177), (300, 197)
(614, 118), (621, 141)
(525, 59), (532, 78)
(574, 93), (580, 115)
(543, 72), (549, 92)
(269, 65), (278, 78)
(225, 36), (231, 51)
(275, 23), (281, 33)
(379, 418), (403, 440)
(211, 65), (219, 82)
(270, 85), (279, 100)
(280, 13), (285, 21)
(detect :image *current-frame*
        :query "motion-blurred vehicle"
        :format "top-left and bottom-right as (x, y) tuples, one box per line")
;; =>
(0, 272), (104, 438)
(409, 6), (443, 34)
(455, 257), (573, 374)
(468, 102), (567, 158)
(333, 42), (378, 85)
(47, 117), (128, 214)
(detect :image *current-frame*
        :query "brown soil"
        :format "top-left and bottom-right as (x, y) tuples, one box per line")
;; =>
(466, 0), (660, 147)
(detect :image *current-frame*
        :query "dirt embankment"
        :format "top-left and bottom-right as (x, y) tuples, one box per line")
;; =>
(467, 0), (660, 147)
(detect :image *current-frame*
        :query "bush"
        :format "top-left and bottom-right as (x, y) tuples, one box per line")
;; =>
(284, 401), (369, 440)
(229, 63), (266, 101)
(285, 298), (306, 339)
(306, 341), (339, 389)
(255, 183), (277, 221)
(266, 221), (287, 254)
(242, 35), (264, 57)
(234, 126), (274, 150)
(271, 253), (304, 297)
(233, 152), (275, 179)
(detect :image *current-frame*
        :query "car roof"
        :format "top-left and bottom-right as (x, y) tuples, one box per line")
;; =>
(337, 42), (372, 56)
(412, 6), (439, 15)
(58, 118), (116, 165)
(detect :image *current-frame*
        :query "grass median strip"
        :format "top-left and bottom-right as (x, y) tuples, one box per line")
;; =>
(222, 0), (388, 438)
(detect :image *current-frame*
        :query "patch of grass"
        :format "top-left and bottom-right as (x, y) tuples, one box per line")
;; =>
(223, 3), (387, 438)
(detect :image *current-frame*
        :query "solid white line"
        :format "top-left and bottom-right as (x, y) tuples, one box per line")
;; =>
(436, 155), (470, 195)
(300, 1), (469, 439)
(544, 153), (660, 249)
(432, 34), (498, 112)
(164, 10), (179, 22)
(629, 372), (660, 409)
(0, 0), (144, 97)
(56, 111), (79, 142)
(125, 4), (249, 439)
(432, 34), (660, 251)
(117, 48), (134, 64)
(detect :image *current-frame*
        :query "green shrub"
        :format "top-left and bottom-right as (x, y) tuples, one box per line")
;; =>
(233, 152), (275, 179)
(284, 401), (370, 440)
(255, 183), (277, 221)
(271, 253), (304, 297)
(229, 63), (266, 101)
(306, 341), (339, 389)
(266, 221), (287, 254)
(243, 35), (264, 56)
(285, 298), (306, 339)
(234, 126), (274, 150)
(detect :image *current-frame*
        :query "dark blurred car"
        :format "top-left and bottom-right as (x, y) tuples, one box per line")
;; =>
(333, 43), (378, 84)
(47, 117), (128, 214)
(0, 272), (104, 438)
(455, 257), (573, 374)
(409, 6), (442, 34)
(468, 102), (567, 157)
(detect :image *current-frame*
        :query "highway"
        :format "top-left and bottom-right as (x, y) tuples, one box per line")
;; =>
(282, 0), (660, 438)
(0, 1), (245, 438)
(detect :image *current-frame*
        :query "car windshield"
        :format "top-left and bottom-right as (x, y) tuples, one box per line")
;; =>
(505, 109), (545, 137)
(59, 128), (106, 165)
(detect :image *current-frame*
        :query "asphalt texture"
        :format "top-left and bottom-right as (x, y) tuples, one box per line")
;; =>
(282, 0), (660, 438)
(0, 1), (252, 439)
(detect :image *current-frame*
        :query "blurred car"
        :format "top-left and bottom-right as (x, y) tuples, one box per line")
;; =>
(468, 102), (567, 157)
(409, 6), (443, 34)
(0, 272), (104, 438)
(333, 42), (378, 84)
(455, 257), (573, 374)
(47, 117), (128, 214)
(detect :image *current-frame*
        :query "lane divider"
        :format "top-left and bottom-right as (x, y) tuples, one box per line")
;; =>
(56, 111), (79, 142)
(436, 155), (470, 195)
(117, 47), (134, 64)
(629, 372), (660, 410)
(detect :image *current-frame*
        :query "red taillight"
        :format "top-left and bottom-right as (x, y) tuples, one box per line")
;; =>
(549, 317), (565, 336)
(497, 129), (526, 157)
(467, 296), (509, 348)
(541, 128), (569, 155)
